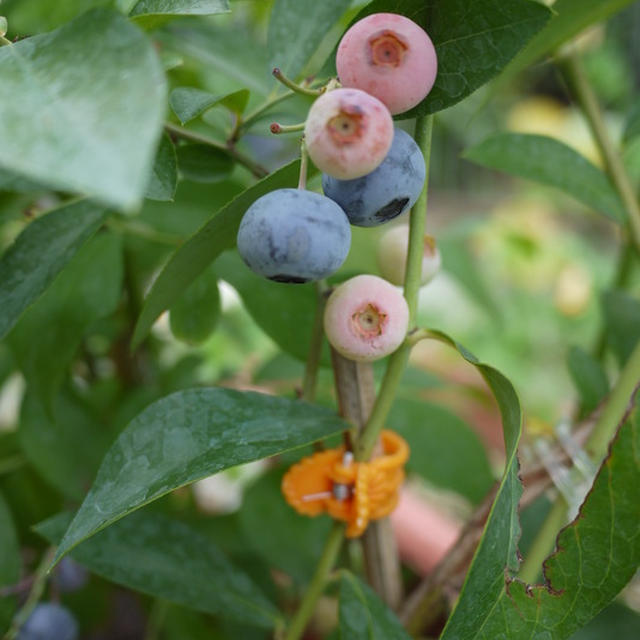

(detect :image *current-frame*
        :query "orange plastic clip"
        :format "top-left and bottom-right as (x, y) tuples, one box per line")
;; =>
(281, 430), (409, 537)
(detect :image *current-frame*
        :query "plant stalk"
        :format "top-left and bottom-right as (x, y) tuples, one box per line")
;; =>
(235, 90), (295, 137)
(519, 338), (640, 583)
(356, 115), (434, 462)
(164, 122), (268, 179)
(4, 548), (55, 640)
(284, 522), (345, 640)
(330, 349), (403, 608)
(560, 50), (640, 252)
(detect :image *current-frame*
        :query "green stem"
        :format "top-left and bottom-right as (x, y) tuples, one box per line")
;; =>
(284, 522), (345, 640)
(404, 116), (434, 324)
(0, 35), (11, 47)
(518, 497), (568, 584)
(519, 338), (640, 583)
(298, 139), (309, 190)
(586, 338), (640, 460)
(237, 91), (295, 136)
(560, 51), (640, 252)
(164, 122), (268, 179)
(355, 115), (434, 462)
(271, 122), (306, 134)
(302, 281), (326, 403)
(272, 67), (323, 97)
(4, 548), (55, 640)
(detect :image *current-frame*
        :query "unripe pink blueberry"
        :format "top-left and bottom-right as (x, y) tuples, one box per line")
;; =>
(324, 274), (409, 362)
(304, 88), (393, 180)
(377, 225), (441, 287)
(336, 13), (437, 115)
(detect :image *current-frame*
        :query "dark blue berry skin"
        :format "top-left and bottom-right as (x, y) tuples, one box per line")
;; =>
(237, 188), (351, 283)
(18, 603), (78, 640)
(322, 128), (426, 227)
(52, 558), (88, 593)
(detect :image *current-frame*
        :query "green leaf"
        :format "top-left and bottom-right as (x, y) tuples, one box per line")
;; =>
(468, 418), (640, 639)
(464, 133), (626, 223)
(170, 87), (250, 124)
(37, 510), (281, 629)
(145, 134), (178, 202)
(0, 493), (20, 633)
(343, 0), (551, 117)
(129, 0), (230, 18)
(18, 391), (111, 500)
(8, 233), (123, 409)
(169, 265), (221, 344)
(54, 387), (347, 563)
(415, 331), (522, 640)
(571, 602), (640, 640)
(0, 200), (107, 340)
(132, 159), (303, 348)
(339, 571), (411, 640)
(602, 290), (640, 366)
(176, 144), (234, 183)
(268, 0), (352, 80)
(438, 229), (502, 321)
(504, 0), (638, 82)
(0, 9), (167, 210)
(623, 100), (640, 145)
(567, 345), (609, 415)
(215, 251), (331, 366)
(389, 399), (494, 504)
(162, 22), (272, 97)
(239, 468), (332, 584)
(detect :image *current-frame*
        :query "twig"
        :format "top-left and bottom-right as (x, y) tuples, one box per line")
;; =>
(330, 349), (404, 609)
(164, 122), (268, 179)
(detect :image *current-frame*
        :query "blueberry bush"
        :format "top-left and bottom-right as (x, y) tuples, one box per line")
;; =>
(0, 1), (639, 639)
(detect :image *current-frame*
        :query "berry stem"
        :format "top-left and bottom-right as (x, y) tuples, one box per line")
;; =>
(355, 115), (434, 462)
(4, 547), (56, 640)
(559, 50), (640, 254)
(271, 121), (306, 135)
(284, 522), (345, 640)
(235, 90), (296, 137)
(272, 67), (323, 97)
(164, 122), (268, 179)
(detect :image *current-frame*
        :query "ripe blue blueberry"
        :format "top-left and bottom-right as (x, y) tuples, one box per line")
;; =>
(321, 128), (425, 227)
(237, 188), (351, 283)
(18, 603), (78, 640)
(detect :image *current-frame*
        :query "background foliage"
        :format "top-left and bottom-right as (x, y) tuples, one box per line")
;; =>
(0, 0), (639, 639)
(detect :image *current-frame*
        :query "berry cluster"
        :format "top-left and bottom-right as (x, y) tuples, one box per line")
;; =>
(237, 13), (440, 362)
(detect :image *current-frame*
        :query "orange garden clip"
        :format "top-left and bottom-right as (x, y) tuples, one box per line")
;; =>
(282, 430), (409, 538)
